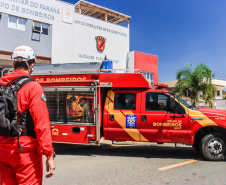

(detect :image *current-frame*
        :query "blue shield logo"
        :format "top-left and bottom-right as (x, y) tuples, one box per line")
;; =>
(126, 115), (137, 129)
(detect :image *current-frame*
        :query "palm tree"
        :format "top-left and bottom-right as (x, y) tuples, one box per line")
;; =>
(201, 83), (217, 108)
(173, 63), (216, 107)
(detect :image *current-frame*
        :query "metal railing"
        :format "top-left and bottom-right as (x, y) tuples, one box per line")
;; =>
(32, 68), (141, 75)
(1, 64), (141, 76)
(1, 68), (14, 77)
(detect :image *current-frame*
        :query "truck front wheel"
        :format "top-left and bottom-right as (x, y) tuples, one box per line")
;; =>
(200, 133), (226, 161)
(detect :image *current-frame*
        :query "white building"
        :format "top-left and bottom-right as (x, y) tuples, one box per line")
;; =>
(0, 0), (159, 86)
(0, 0), (130, 69)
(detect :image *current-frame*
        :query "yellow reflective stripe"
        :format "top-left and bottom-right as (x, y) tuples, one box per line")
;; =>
(189, 109), (218, 127)
(105, 90), (148, 142)
(140, 135), (149, 142)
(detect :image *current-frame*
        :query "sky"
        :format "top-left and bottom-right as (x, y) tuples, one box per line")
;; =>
(63, 0), (226, 82)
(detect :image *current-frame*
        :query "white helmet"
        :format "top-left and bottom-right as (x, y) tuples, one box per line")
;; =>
(12, 45), (36, 62)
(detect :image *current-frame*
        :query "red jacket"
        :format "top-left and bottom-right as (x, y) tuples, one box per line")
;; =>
(0, 70), (54, 157)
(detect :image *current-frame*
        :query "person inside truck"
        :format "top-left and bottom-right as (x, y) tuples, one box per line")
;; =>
(79, 97), (92, 122)
(67, 96), (83, 121)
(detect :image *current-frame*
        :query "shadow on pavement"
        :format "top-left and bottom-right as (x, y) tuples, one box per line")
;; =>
(53, 143), (203, 160)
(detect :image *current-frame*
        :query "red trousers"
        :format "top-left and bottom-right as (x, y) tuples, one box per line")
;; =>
(0, 146), (43, 185)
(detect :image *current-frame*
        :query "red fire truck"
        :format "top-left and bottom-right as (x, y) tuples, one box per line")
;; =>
(31, 63), (226, 161)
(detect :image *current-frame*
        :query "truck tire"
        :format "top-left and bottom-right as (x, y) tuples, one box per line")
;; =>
(199, 133), (226, 161)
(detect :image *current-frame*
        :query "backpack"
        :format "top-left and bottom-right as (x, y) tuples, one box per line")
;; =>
(0, 76), (35, 151)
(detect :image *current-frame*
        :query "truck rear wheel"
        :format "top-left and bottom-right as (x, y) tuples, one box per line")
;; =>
(200, 133), (226, 161)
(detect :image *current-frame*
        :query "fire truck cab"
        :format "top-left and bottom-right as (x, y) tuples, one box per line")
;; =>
(31, 63), (226, 161)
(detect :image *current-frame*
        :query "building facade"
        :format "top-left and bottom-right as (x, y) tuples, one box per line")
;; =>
(0, 0), (158, 86)
(128, 51), (158, 88)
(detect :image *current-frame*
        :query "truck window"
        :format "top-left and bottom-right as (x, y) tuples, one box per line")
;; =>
(145, 92), (186, 114)
(45, 92), (66, 122)
(145, 92), (170, 111)
(45, 92), (94, 124)
(114, 93), (136, 110)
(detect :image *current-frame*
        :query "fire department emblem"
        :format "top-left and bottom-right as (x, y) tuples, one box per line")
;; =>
(95, 36), (106, 52)
(126, 115), (137, 129)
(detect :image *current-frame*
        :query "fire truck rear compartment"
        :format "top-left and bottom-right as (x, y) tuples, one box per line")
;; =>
(44, 86), (99, 145)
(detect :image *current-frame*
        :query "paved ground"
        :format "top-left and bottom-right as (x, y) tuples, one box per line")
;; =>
(42, 140), (226, 185)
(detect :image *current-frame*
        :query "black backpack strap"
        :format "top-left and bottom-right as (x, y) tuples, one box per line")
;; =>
(10, 121), (24, 151)
(4, 76), (31, 87)
(5, 76), (35, 114)
(16, 76), (35, 151)
(15, 76), (35, 90)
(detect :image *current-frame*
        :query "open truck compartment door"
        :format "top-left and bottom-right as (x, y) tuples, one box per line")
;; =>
(44, 86), (99, 145)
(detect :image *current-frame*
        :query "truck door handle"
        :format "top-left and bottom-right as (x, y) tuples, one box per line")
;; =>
(142, 115), (146, 122)
(110, 115), (114, 121)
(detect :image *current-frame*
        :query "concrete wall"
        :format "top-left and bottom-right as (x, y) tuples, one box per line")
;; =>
(0, 13), (52, 58)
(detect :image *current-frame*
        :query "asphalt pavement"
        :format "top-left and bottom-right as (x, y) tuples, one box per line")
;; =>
(42, 141), (226, 185)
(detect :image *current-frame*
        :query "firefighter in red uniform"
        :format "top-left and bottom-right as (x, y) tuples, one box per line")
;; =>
(0, 46), (56, 185)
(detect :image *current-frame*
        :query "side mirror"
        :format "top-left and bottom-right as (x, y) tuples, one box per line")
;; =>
(169, 97), (175, 111)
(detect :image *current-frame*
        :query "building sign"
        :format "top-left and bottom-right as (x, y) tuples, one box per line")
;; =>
(62, 7), (73, 24)
(95, 36), (106, 52)
(0, 0), (63, 22)
(74, 19), (128, 37)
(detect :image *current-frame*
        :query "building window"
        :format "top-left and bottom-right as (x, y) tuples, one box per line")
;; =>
(33, 22), (41, 32)
(33, 21), (49, 35)
(217, 90), (220, 96)
(8, 15), (26, 31)
(142, 72), (154, 89)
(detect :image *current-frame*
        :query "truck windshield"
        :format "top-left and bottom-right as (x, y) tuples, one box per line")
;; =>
(168, 92), (192, 109)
